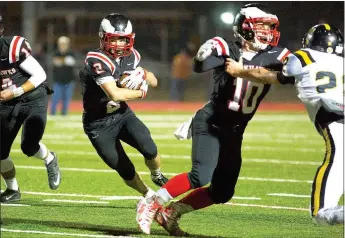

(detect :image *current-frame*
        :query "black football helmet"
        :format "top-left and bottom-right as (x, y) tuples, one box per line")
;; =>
(233, 3), (280, 50)
(99, 13), (135, 58)
(0, 15), (4, 37)
(302, 24), (344, 57)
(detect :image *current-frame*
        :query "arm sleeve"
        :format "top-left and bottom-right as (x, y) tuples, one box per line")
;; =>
(19, 55), (47, 87)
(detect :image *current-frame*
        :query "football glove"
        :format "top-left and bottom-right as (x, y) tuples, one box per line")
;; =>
(122, 67), (146, 90)
(195, 39), (218, 61)
(139, 80), (149, 99)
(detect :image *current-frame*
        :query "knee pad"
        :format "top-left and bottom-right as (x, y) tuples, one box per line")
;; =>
(188, 169), (212, 189)
(210, 186), (235, 204)
(1, 157), (14, 173)
(21, 141), (40, 157)
(142, 142), (158, 160)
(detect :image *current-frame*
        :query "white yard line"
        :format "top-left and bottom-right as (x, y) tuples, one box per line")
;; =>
(47, 114), (310, 122)
(267, 193), (310, 198)
(0, 228), (136, 238)
(43, 199), (109, 204)
(13, 165), (313, 183)
(10, 149), (322, 163)
(225, 202), (309, 211)
(1, 203), (30, 207)
(1, 190), (260, 201)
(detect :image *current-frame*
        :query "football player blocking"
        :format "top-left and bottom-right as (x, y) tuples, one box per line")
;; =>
(79, 13), (169, 203)
(225, 23), (344, 226)
(0, 16), (61, 203)
(136, 4), (294, 235)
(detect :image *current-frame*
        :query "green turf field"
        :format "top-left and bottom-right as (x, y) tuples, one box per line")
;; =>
(1, 112), (343, 238)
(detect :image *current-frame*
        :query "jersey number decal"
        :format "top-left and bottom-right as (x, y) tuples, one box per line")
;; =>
(228, 78), (264, 114)
(315, 71), (343, 93)
(92, 63), (105, 74)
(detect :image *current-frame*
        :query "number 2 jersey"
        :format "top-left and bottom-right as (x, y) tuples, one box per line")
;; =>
(194, 37), (290, 127)
(282, 48), (344, 124)
(79, 48), (141, 122)
(0, 36), (33, 97)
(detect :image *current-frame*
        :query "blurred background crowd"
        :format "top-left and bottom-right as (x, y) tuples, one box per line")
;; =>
(0, 1), (343, 114)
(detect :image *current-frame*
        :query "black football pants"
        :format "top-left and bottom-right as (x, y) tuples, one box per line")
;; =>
(0, 86), (48, 160)
(188, 108), (244, 204)
(83, 108), (158, 181)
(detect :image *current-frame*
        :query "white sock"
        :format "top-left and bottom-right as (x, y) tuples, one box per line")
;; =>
(33, 142), (54, 165)
(4, 178), (19, 191)
(156, 188), (173, 205)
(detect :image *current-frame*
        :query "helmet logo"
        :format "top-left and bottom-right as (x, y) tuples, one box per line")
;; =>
(326, 47), (334, 53)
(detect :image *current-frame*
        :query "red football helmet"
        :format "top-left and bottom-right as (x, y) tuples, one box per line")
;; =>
(99, 13), (135, 58)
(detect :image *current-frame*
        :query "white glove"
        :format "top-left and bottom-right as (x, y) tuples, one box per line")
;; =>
(174, 116), (193, 140)
(122, 67), (146, 90)
(195, 39), (218, 61)
(139, 80), (148, 99)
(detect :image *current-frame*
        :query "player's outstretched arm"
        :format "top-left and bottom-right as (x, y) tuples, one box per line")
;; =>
(225, 58), (294, 85)
(100, 79), (147, 101)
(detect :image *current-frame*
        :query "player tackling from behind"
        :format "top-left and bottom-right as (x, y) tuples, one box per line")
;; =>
(79, 13), (168, 203)
(225, 23), (344, 225)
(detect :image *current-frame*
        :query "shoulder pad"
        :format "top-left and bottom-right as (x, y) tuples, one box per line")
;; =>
(85, 51), (115, 74)
(282, 54), (303, 76)
(212, 36), (240, 60)
(293, 49), (316, 68)
(8, 36), (26, 63)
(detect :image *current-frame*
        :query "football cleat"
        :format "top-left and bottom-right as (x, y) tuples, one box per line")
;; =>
(0, 188), (21, 203)
(151, 173), (169, 187)
(136, 195), (162, 234)
(45, 152), (61, 190)
(314, 206), (344, 225)
(155, 202), (189, 237)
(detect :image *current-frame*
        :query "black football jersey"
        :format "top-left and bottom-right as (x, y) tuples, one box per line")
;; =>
(0, 36), (33, 92)
(79, 48), (141, 122)
(194, 37), (290, 126)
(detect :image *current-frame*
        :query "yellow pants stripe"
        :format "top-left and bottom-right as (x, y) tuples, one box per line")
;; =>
(311, 126), (334, 216)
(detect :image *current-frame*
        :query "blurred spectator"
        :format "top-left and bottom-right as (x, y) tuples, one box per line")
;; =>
(50, 36), (76, 115)
(170, 48), (193, 101)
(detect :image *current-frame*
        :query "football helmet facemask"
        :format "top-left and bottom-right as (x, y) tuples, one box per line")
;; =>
(99, 13), (135, 58)
(233, 3), (280, 50)
(302, 24), (344, 57)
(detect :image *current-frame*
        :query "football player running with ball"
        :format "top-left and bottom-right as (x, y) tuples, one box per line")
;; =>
(225, 24), (344, 226)
(79, 13), (168, 202)
(136, 4), (292, 235)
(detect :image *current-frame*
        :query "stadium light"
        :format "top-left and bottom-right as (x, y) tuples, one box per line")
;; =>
(220, 12), (234, 25)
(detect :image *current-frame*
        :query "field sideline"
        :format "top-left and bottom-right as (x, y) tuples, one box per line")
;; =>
(1, 108), (343, 238)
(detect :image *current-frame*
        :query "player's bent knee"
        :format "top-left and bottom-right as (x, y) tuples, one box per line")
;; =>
(21, 142), (40, 157)
(211, 190), (235, 204)
(142, 143), (158, 160)
(188, 170), (211, 188)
